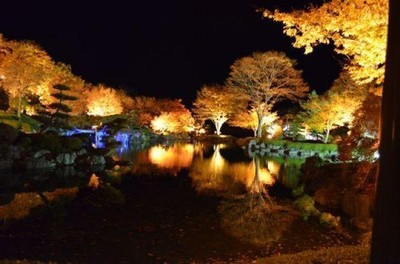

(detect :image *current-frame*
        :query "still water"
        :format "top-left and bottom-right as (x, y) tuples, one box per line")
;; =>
(1, 142), (344, 263)
(116, 142), (304, 192)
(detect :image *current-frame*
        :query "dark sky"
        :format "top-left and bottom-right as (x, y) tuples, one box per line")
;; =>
(0, 0), (341, 105)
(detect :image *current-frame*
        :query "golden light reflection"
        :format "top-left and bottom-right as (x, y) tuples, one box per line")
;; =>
(190, 144), (277, 193)
(267, 160), (280, 176)
(149, 144), (194, 169)
(88, 173), (100, 189)
(0, 188), (78, 220)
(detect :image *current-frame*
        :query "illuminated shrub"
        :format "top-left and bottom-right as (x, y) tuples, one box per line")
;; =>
(86, 85), (123, 116)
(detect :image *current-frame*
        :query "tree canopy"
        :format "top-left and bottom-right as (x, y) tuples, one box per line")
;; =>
(300, 73), (367, 143)
(192, 84), (241, 135)
(227, 51), (308, 137)
(264, 0), (388, 85)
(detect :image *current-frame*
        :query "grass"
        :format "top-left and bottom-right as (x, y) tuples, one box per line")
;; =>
(0, 111), (41, 132)
(266, 139), (338, 152)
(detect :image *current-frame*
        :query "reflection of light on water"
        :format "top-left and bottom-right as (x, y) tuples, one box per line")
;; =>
(149, 145), (194, 169)
(257, 168), (276, 186)
(211, 145), (225, 172)
(88, 174), (100, 189)
(191, 144), (276, 193)
(267, 161), (280, 176)
(0, 188), (78, 220)
(230, 162), (275, 188)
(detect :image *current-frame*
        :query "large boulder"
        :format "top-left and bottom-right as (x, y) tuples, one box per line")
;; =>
(314, 186), (343, 209)
(56, 152), (77, 166)
(25, 156), (56, 169)
(90, 155), (106, 166)
(342, 190), (373, 220)
(8, 145), (24, 160)
(33, 149), (51, 159)
(0, 159), (13, 170)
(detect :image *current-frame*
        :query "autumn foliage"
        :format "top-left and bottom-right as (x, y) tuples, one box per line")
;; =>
(86, 85), (123, 116)
(264, 0), (388, 85)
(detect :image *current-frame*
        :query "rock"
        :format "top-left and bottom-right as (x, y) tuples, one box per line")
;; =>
(26, 156), (56, 169)
(314, 186), (343, 209)
(0, 159), (13, 169)
(56, 152), (77, 166)
(55, 166), (76, 177)
(8, 145), (23, 159)
(248, 139), (258, 149)
(90, 155), (106, 166)
(33, 149), (51, 159)
(77, 148), (87, 156)
(342, 191), (373, 219)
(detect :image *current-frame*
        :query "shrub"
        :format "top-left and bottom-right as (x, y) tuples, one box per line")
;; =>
(0, 123), (20, 144)
(60, 136), (83, 152)
(14, 135), (32, 148)
(28, 133), (62, 153)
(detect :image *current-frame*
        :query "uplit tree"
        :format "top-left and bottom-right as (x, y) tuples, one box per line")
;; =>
(0, 40), (55, 120)
(131, 96), (190, 127)
(300, 73), (366, 143)
(86, 85), (123, 116)
(230, 109), (278, 137)
(264, 0), (388, 85)
(50, 63), (87, 115)
(227, 51), (308, 137)
(192, 85), (240, 135)
(151, 108), (194, 134)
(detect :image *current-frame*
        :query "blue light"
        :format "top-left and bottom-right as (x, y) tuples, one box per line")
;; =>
(63, 126), (110, 148)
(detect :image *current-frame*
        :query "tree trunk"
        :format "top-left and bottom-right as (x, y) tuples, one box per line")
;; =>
(324, 122), (331, 144)
(256, 112), (264, 138)
(17, 93), (22, 121)
(370, 1), (400, 263)
(250, 156), (261, 193)
(215, 120), (222, 135)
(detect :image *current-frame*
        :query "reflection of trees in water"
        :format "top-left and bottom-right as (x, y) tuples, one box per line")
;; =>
(190, 145), (276, 194)
(0, 188), (78, 222)
(219, 156), (296, 245)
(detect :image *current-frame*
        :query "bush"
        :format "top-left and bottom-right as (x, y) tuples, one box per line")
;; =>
(0, 123), (20, 144)
(28, 133), (62, 153)
(60, 136), (83, 152)
(14, 135), (32, 148)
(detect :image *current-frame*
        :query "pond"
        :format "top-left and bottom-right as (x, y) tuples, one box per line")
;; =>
(0, 142), (355, 263)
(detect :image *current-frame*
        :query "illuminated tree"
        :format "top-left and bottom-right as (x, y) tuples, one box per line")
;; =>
(86, 85), (123, 116)
(227, 51), (308, 137)
(300, 73), (367, 143)
(230, 110), (278, 137)
(115, 89), (135, 113)
(50, 63), (87, 115)
(0, 40), (55, 120)
(192, 85), (240, 135)
(151, 108), (194, 134)
(131, 96), (190, 127)
(264, 0), (388, 85)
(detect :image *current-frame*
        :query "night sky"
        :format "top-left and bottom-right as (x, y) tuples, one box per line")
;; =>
(0, 0), (341, 105)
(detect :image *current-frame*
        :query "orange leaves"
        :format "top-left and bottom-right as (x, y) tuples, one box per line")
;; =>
(264, 0), (388, 85)
(86, 85), (123, 116)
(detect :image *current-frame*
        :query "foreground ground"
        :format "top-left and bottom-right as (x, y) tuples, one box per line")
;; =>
(0, 170), (366, 263)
